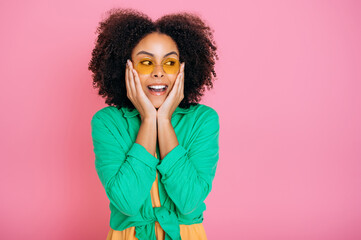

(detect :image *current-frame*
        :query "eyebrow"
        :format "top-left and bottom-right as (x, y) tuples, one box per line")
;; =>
(136, 51), (178, 58)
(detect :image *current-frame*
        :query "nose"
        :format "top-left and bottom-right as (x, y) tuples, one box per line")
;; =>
(152, 64), (164, 78)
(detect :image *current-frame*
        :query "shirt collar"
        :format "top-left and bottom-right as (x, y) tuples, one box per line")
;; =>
(122, 105), (195, 118)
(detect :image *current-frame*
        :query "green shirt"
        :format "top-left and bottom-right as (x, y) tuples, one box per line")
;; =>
(91, 103), (220, 240)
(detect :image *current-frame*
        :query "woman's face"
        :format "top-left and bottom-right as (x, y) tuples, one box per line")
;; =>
(131, 32), (180, 109)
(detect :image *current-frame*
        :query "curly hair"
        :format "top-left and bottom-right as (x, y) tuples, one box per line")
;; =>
(88, 8), (218, 110)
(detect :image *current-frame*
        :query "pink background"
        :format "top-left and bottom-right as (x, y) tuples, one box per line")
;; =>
(1, 0), (360, 239)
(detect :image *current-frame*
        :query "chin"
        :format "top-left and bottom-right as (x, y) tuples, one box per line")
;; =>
(148, 94), (166, 109)
(152, 101), (163, 109)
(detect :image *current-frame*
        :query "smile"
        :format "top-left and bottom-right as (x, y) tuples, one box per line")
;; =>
(147, 85), (168, 96)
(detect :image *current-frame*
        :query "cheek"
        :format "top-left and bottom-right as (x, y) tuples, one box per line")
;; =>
(169, 75), (178, 88)
(138, 76), (147, 89)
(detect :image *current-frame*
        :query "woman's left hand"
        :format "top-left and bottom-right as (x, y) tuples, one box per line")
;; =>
(157, 62), (185, 121)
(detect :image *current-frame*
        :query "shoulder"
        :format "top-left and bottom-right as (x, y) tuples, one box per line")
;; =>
(191, 104), (219, 122)
(192, 103), (218, 117)
(92, 106), (121, 118)
(91, 106), (125, 127)
(187, 104), (219, 130)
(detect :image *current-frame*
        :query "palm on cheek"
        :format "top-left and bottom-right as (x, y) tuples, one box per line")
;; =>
(126, 60), (157, 121)
(157, 63), (185, 121)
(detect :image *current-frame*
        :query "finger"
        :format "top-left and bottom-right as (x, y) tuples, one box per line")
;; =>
(132, 69), (144, 96)
(127, 62), (136, 100)
(125, 63), (131, 99)
(176, 71), (183, 95)
(168, 75), (179, 98)
(178, 73), (184, 99)
(178, 63), (185, 99)
(128, 62), (137, 98)
(181, 63), (185, 93)
(178, 62), (184, 84)
(173, 70), (182, 91)
(180, 73), (184, 96)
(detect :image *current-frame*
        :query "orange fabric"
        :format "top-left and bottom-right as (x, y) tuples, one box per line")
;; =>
(106, 152), (207, 240)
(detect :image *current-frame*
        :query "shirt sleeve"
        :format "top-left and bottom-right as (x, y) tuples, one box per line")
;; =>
(156, 109), (220, 215)
(91, 114), (159, 216)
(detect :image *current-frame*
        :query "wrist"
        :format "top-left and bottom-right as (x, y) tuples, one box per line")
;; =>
(157, 117), (171, 124)
(141, 116), (157, 124)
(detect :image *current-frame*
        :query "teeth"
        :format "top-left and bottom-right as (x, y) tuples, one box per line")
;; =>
(148, 85), (167, 89)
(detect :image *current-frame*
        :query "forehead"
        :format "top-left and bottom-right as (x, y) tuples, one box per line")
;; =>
(131, 32), (179, 57)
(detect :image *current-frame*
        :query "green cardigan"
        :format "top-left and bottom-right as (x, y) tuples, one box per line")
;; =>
(91, 103), (220, 240)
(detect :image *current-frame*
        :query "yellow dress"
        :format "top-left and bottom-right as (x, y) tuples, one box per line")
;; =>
(106, 152), (208, 240)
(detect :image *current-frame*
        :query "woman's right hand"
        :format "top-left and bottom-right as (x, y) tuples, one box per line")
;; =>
(125, 59), (157, 122)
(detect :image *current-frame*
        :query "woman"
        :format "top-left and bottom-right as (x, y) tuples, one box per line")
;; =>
(89, 8), (219, 240)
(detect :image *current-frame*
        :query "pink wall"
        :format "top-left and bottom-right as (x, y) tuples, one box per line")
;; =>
(1, 0), (360, 239)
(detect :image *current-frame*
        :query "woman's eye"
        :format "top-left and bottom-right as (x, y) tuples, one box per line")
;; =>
(165, 61), (175, 66)
(141, 60), (152, 65)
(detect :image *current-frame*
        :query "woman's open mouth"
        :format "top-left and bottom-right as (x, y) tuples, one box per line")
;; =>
(148, 85), (168, 96)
